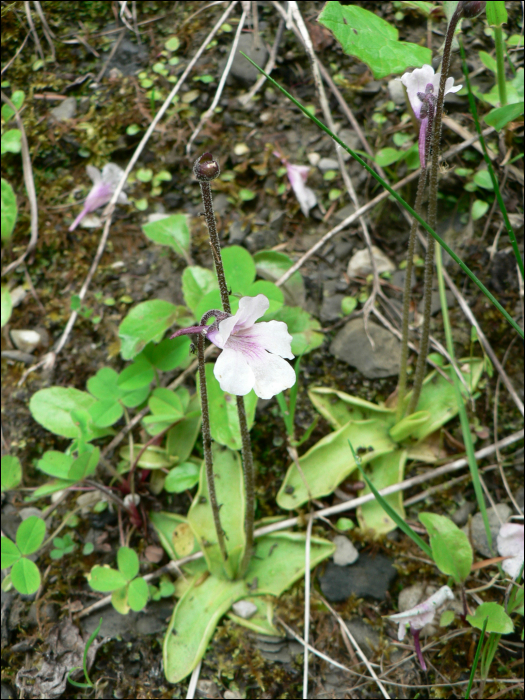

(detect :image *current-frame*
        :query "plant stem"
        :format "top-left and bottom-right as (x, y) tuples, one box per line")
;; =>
(493, 25), (507, 107)
(408, 7), (461, 413)
(236, 395), (255, 577)
(396, 168), (427, 421)
(197, 331), (229, 568)
(194, 153), (256, 578)
(435, 242), (494, 554)
(198, 180), (231, 313)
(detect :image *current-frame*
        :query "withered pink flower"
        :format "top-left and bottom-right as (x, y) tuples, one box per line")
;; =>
(69, 163), (128, 231)
(275, 153), (317, 217)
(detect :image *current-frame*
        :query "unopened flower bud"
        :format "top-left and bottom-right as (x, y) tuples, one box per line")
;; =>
(194, 152), (220, 182)
(458, 1), (486, 19)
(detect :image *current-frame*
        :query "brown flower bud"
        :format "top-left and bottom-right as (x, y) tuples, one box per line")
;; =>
(193, 152), (220, 182)
(457, 1), (486, 19)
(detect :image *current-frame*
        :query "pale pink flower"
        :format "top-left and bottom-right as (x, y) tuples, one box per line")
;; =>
(275, 153), (317, 217)
(172, 295), (296, 400)
(388, 585), (455, 641)
(69, 163), (128, 231)
(397, 65), (462, 168)
(387, 585), (455, 670)
(497, 523), (524, 580)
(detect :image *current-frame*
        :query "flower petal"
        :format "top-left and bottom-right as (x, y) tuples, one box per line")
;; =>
(418, 116), (429, 169)
(234, 295), (269, 330)
(248, 351), (296, 399)
(389, 586), (454, 634)
(286, 163), (317, 217)
(101, 162), (126, 189)
(399, 64), (436, 119)
(238, 320), (294, 359)
(497, 523), (524, 579)
(86, 165), (102, 185)
(444, 76), (462, 95)
(213, 347), (255, 396)
(216, 295), (270, 346)
(84, 181), (114, 214)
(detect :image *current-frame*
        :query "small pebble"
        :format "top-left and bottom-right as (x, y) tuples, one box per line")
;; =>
(232, 600), (258, 619)
(333, 535), (359, 566)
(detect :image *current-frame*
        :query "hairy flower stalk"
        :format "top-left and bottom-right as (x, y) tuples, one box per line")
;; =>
(193, 153), (257, 578)
(410, 6), (463, 413)
(196, 324), (229, 568)
(397, 7), (464, 415)
(395, 168), (428, 421)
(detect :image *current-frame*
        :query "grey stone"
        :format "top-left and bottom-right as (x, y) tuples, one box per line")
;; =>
(1, 350), (35, 364)
(343, 618), (380, 658)
(10, 330), (42, 354)
(196, 680), (221, 698)
(318, 553), (396, 602)
(245, 227), (278, 253)
(212, 193), (229, 215)
(418, 289), (456, 316)
(268, 209), (286, 232)
(318, 157), (339, 171)
(338, 129), (360, 159)
(320, 294), (345, 323)
(229, 220), (248, 244)
(347, 246), (395, 277)
(334, 240), (353, 260)
(391, 268), (417, 292)
(462, 503), (512, 558)
(334, 203), (356, 222)
(232, 599), (258, 619)
(50, 97), (76, 121)
(231, 35), (268, 83)
(451, 501), (476, 527)
(105, 37), (149, 76)
(362, 80), (382, 95)
(330, 318), (401, 378)
(388, 78), (406, 105)
(333, 535), (359, 566)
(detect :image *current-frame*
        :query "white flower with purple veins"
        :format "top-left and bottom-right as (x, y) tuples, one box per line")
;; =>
(397, 64), (462, 168)
(69, 163), (128, 231)
(172, 295), (296, 400)
(497, 522), (524, 579)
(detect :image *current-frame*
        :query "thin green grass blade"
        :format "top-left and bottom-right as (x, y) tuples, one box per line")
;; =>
(348, 440), (433, 559)
(459, 38), (523, 280)
(240, 52), (523, 339)
(435, 243), (493, 554)
(67, 616), (102, 688)
(288, 354), (303, 424)
(275, 391), (293, 436)
(465, 615), (488, 699)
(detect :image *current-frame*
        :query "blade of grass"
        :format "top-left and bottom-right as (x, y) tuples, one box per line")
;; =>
(275, 391), (293, 436)
(67, 616), (102, 688)
(348, 440), (433, 560)
(240, 52), (523, 339)
(291, 415), (319, 447)
(436, 242), (494, 554)
(465, 615), (488, 699)
(288, 355), (303, 428)
(459, 37), (523, 280)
